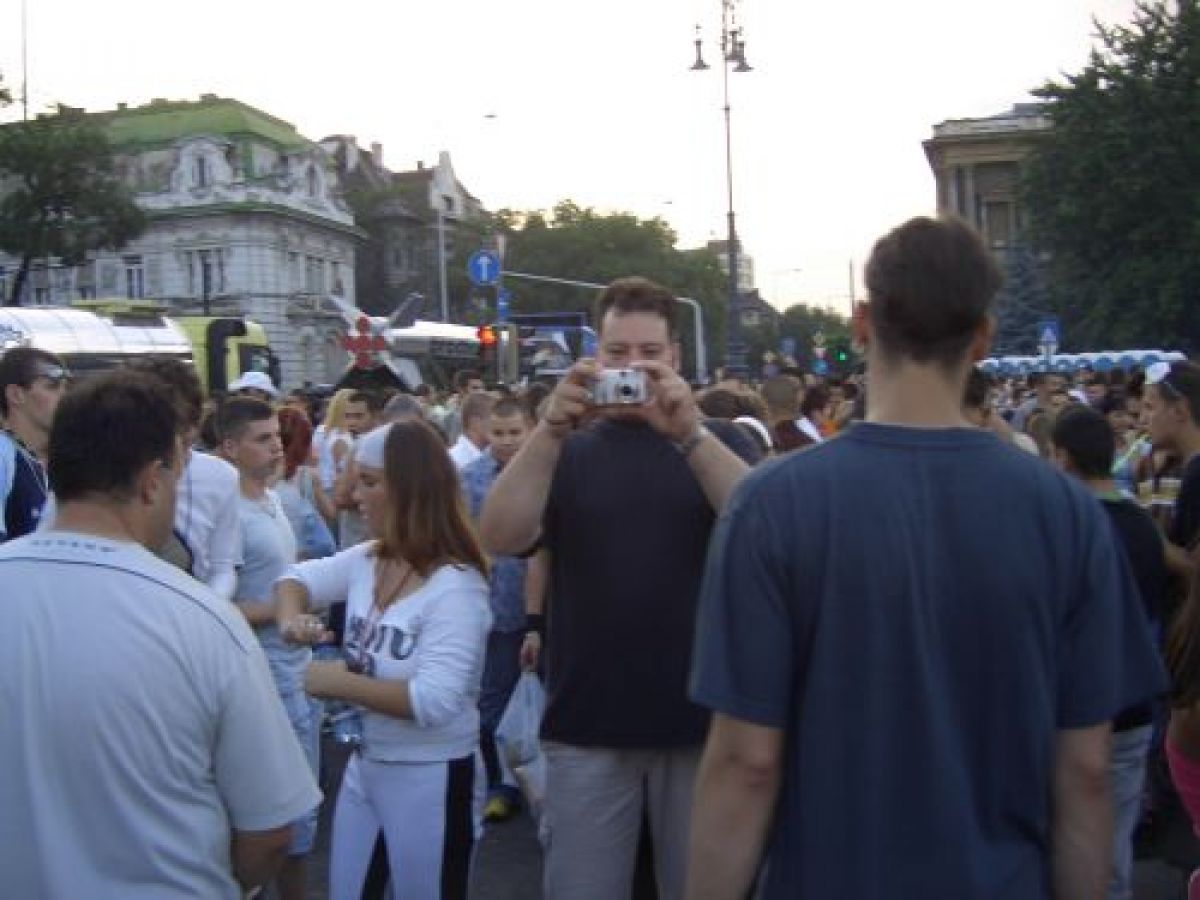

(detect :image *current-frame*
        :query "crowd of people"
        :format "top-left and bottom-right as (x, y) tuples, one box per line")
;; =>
(0, 213), (1194, 899)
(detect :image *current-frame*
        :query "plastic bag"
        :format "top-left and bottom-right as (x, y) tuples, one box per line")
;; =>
(495, 672), (547, 818)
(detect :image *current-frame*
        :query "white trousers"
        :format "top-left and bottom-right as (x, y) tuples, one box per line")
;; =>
(330, 752), (483, 900)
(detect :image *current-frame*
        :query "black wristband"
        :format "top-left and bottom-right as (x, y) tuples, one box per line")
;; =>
(525, 613), (546, 637)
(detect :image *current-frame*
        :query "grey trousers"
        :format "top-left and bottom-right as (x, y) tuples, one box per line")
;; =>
(541, 741), (701, 900)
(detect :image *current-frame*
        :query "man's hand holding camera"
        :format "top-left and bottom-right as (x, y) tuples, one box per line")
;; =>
(541, 359), (599, 440)
(629, 361), (701, 444)
(541, 358), (700, 445)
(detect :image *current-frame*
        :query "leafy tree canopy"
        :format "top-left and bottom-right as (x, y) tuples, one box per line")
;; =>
(0, 106), (145, 304)
(1023, 0), (1200, 350)
(496, 200), (729, 374)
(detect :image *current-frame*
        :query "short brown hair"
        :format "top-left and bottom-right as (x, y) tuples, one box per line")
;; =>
(374, 419), (489, 580)
(0, 347), (66, 416)
(126, 357), (204, 431)
(492, 396), (532, 422)
(461, 391), (495, 429)
(217, 397), (275, 443)
(865, 216), (1002, 368)
(761, 375), (801, 417)
(594, 277), (678, 338)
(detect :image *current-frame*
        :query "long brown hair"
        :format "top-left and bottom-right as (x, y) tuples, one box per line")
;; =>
(374, 419), (489, 578)
(277, 405), (313, 480)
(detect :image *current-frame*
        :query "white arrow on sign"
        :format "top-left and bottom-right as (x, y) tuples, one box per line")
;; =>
(478, 256), (494, 281)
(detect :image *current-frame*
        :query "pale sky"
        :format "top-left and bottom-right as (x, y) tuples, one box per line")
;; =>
(2, 0), (1136, 313)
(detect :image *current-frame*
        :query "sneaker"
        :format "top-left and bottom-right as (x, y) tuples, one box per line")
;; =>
(484, 794), (517, 823)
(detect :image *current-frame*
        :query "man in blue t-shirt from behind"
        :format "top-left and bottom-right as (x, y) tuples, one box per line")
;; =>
(686, 215), (1167, 900)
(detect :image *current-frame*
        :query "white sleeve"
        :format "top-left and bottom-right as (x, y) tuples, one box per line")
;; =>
(205, 474), (242, 600)
(280, 544), (364, 612)
(206, 568), (238, 603)
(408, 575), (492, 728)
(213, 629), (322, 831)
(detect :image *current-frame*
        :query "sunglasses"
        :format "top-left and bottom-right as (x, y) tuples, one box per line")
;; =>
(1146, 361), (1183, 400)
(32, 365), (71, 385)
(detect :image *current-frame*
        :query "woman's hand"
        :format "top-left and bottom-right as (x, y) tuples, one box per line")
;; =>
(519, 632), (541, 672)
(281, 614), (333, 646)
(305, 659), (349, 699)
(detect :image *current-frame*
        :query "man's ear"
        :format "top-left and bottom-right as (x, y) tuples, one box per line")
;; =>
(4, 383), (25, 414)
(851, 303), (870, 348)
(968, 316), (997, 363)
(134, 459), (164, 507)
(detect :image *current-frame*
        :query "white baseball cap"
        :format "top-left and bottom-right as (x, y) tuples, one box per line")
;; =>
(228, 371), (278, 398)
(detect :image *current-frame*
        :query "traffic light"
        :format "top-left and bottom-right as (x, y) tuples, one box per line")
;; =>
(477, 325), (498, 380)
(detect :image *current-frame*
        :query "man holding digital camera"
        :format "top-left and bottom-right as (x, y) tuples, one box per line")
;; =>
(480, 276), (750, 900)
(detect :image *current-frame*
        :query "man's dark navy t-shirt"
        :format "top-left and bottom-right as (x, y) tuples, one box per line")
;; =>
(1, 434), (49, 543)
(541, 418), (754, 747)
(1101, 498), (1167, 731)
(1170, 454), (1200, 550)
(691, 423), (1166, 900)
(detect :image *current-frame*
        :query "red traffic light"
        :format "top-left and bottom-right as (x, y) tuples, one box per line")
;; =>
(477, 325), (498, 347)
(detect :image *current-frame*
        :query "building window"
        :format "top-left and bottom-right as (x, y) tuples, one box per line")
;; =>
(441, 194), (454, 214)
(194, 155), (210, 189)
(186, 249), (225, 300)
(305, 256), (325, 294)
(984, 200), (1014, 249)
(306, 166), (318, 198)
(331, 261), (343, 296)
(124, 255), (145, 299)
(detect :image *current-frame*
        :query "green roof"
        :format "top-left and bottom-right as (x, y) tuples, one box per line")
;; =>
(97, 96), (314, 152)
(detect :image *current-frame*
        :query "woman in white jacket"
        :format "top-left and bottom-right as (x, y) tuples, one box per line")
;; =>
(276, 419), (492, 900)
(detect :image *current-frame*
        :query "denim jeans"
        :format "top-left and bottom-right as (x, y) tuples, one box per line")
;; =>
(1111, 724), (1154, 900)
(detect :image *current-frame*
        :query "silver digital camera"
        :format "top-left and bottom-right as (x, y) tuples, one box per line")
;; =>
(591, 368), (649, 406)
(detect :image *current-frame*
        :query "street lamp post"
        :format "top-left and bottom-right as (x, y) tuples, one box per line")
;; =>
(691, 1), (752, 378)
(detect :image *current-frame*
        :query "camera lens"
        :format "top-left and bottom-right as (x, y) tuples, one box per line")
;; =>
(620, 384), (633, 397)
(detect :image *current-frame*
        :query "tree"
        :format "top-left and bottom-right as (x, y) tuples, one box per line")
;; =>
(0, 107), (145, 305)
(990, 245), (1053, 356)
(1022, 0), (1200, 350)
(776, 304), (854, 374)
(498, 201), (729, 375)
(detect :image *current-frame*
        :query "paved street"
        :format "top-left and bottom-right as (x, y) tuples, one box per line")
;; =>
(293, 738), (1200, 899)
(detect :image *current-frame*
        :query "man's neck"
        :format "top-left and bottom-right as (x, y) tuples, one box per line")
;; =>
(6, 418), (47, 460)
(1084, 477), (1122, 497)
(53, 501), (147, 547)
(864, 358), (974, 429)
(1176, 429), (1200, 465)
(239, 475), (268, 499)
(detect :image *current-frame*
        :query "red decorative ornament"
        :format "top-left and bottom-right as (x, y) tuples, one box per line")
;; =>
(340, 316), (387, 369)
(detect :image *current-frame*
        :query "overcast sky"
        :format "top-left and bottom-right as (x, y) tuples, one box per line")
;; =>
(2, 0), (1136, 313)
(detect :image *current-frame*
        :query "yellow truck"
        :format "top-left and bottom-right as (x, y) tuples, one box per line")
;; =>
(70, 300), (278, 395)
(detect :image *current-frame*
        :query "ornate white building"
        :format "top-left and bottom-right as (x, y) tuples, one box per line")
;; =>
(0, 95), (365, 388)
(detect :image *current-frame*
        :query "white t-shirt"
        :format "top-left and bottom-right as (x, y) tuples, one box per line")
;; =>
(0, 531), (321, 899)
(796, 417), (824, 445)
(284, 543), (492, 762)
(177, 450), (242, 594)
(236, 491), (307, 692)
(449, 435), (484, 471)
